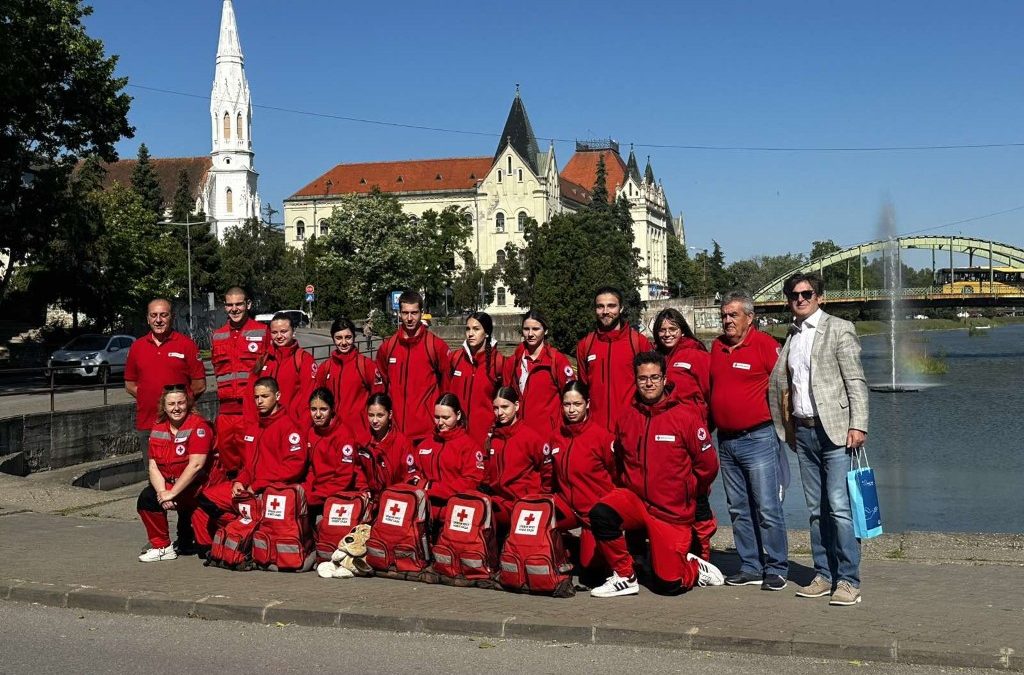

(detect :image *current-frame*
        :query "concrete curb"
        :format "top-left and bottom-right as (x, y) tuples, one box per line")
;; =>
(2, 577), (1018, 671)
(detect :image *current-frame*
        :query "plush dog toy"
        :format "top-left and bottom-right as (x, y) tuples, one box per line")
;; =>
(316, 524), (372, 579)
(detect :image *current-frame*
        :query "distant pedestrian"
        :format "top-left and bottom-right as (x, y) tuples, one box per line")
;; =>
(125, 299), (206, 456)
(769, 272), (868, 606)
(709, 290), (789, 591)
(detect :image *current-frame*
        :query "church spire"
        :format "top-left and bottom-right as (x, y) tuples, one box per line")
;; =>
(216, 0), (243, 66)
(644, 155), (655, 184)
(494, 86), (540, 174)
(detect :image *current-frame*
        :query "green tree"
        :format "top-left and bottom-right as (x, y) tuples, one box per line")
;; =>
(219, 218), (303, 312)
(666, 232), (699, 297)
(588, 154), (610, 211)
(451, 251), (497, 312)
(130, 143), (162, 218)
(166, 169), (220, 298)
(0, 0), (134, 308)
(706, 240), (730, 295)
(726, 253), (806, 295)
(312, 191), (472, 321)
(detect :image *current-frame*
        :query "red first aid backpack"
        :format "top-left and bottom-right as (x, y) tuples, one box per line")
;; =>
(315, 491), (373, 562)
(252, 483), (316, 572)
(209, 493), (263, 570)
(432, 491), (497, 581)
(498, 494), (575, 597)
(365, 484), (430, 573)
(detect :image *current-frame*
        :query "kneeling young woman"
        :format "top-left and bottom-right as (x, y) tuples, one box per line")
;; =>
(137, 385), (213, 562)
(416, 393), (486, 524)
(363, 392), (421, 495)
(302, 387), (369, 526)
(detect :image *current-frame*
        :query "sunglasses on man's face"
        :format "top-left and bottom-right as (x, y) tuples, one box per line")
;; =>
(787, 290), (816, 301)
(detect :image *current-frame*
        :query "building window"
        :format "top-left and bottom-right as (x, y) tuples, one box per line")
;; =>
(497, 170), (502, 183)
(517, 169), (523, 182)
(236, 113), (243, 139)
(517, 211), (528, 232)
(495, 213), (505, 233)
(319, 220), (328, 237)
(496, 249), (506, 266)
(496, 287), (506, 306)
(507, 156), (512, 173)
(223, 112), (230, 140)
(225, 188), (233, 213)
(295, 220), (305, 241)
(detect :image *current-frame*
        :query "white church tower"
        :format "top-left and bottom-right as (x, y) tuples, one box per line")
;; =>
(207, 0), (259, 239)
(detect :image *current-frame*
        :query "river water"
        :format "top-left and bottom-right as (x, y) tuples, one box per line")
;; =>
(709, 323), (1024, 534)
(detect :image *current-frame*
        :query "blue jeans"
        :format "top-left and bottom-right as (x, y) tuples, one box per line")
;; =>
(718, 424), (789, 577)
(795, 424), (861, 587)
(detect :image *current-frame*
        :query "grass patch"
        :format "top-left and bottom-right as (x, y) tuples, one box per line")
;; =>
(884, 547), (906, 560)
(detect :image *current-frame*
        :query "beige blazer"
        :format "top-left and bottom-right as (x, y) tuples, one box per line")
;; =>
(769, 311), (869, 448)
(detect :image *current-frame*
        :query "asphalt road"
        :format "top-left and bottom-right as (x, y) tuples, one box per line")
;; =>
(0, 602), (990, 675)
(0, 329), (338, 418)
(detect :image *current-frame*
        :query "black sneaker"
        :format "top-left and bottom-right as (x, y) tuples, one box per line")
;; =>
(725, 571), (763, 586)
(761, 574), (788, 591)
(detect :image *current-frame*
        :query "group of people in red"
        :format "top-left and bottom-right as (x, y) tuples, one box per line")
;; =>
(129, 285), (724, 598)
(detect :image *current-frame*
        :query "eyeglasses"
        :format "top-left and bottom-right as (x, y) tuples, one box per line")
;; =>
(162, 384), (188, 392)
(636, 375), (664, 384)
(786, 290), (816, 301)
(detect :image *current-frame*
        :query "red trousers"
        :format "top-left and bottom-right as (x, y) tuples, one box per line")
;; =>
(593, 488), (700, 590)
(214, 412), (246, 476)
(191, 480), (239, 547)
(553, 494), (604, 572)
(693, 515), (718, 561)
(137, 483), (199, 549)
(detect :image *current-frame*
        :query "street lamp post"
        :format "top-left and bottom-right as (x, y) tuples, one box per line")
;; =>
(160, 216), (215, 337)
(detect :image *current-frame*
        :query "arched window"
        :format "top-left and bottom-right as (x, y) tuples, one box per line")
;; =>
(507, 156), (512, 173)
(497, 170), (503, 183)
(236, 113), (243, 139)
(517, 211), (528, 232)
(496, 249), (506, 266)
(225, 187), (233, 213)
(496, 287), (506, 306)
(319, 220), (328, 237)
(517, 169), (523, 182)
(495, 213), (505, 233)
(223, 112), (231, 140)
(295, 220), (305, 241)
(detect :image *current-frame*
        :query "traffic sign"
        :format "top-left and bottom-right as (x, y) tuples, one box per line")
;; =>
(305, 284), (315, 294)
(305, 293), (315, 303)
(389, 290), (403, 312)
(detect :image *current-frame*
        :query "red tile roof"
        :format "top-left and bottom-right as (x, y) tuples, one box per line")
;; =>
(99, 156), (211, 202)
(560, 150), (628, 203)
(289, 157), (494, 199)
(559, 177), (591, 206)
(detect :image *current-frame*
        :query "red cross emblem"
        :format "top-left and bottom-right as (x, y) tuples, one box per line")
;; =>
(523, 512), (536, 526)
(270, 498), (281, 511)
(457, 509), (469, 522)
(389, 502), (402, 516)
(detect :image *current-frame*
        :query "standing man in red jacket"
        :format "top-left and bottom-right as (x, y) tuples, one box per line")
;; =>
(589, 351), (725, 597)
(256, 312), (316, 424)
(576, 287), (651, 432)
(375, 290), (450, 446)
(210, 287), (270, 481)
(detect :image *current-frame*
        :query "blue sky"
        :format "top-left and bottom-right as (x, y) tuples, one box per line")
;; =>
(85, 1), (1024, 262)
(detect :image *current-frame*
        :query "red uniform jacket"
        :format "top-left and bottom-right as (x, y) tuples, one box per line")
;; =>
(614, 391), (718, 526)
(375, 326), (450, 442)
(361, 427), (421, 494)
(236, 407), (308, 493)
(148, 413), (214, 480)
(504, 342), (575, 440)
(484, 419), (553, 507)
(258, 341), (317, 425)
(416, 426), (486, 503)
(661, 337), (711, 417)
(302, 417), (369, 506)
(211, 318), (270, 415)
(551, 416), (619, 525)
(315, 349), (385, 432)
(445, 342), (506, 447)
(576, 325), (652, 432)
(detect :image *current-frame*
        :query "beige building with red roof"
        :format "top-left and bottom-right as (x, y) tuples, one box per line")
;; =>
(284, 90), (675, 312)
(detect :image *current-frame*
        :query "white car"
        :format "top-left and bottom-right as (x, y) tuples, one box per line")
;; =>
(47, 334), (135, 380)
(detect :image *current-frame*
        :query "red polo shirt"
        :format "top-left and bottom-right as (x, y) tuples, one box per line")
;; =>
(125, 331), (206, 431)
(708, 327), (779, 433)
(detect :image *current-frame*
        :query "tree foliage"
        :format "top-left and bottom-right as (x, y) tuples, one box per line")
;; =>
(666, 232), (699, 297)
(0, 0), (133, 307)
(310, 191), (472, 321)
(219, 218), (302, 312)
(130, 143), (162, 218)
(166, 169), (221, 299)
(726, 252), (807, 294)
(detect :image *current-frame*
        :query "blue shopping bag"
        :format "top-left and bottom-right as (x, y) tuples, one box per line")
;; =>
(847, 448), (883, 539)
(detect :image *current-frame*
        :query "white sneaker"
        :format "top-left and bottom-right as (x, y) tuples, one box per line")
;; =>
(590, 572), (639, 598)
(687, 553), (724, 587)
(138, 546), (178, 563)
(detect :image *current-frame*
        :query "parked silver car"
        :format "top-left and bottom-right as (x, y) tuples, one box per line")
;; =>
(48, 334), (135, 380)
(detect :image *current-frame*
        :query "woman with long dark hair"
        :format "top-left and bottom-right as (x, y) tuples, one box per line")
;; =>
(302, 387), (369, 525)
(416, 393), (487, 521)
(503, 309), (575, 438)
(363, 392), (420, 494)
(314, 317), (386, 432)
(652, 308), (710, 412)
(446, 311), (506, 446)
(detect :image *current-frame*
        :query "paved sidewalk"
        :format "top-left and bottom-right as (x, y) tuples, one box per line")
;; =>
(1, 512), (1020, 671)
